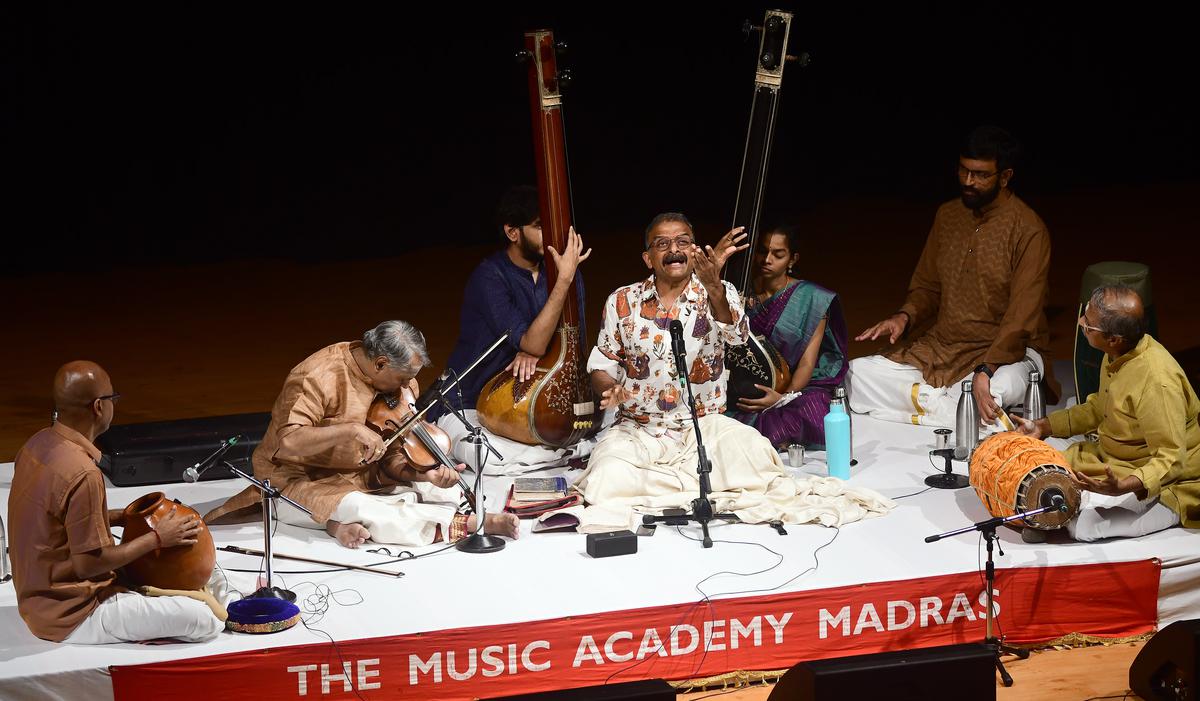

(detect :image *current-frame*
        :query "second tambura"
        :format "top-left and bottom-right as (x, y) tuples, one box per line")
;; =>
(969, 433), (1080, 530)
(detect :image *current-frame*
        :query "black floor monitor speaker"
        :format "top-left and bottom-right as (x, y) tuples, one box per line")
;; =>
(96, 412), (270, 487)
(768, 643), (996, 701)
(1130, 619), (1200, 700)
(484, 678), (674, 701)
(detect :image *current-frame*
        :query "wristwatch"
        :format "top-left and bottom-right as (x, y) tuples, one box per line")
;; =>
(973, 363), (994, 379)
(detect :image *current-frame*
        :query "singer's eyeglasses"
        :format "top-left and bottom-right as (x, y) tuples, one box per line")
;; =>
(95, 392), (122, 404)
(647, 235), (695, 251)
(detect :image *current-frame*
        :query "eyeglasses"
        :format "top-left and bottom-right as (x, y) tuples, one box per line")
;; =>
(1078, 307), (1104, 334)
(647, 236), (695, 251)
(956, 165), (999, 182)
(96, 392), (122, 404)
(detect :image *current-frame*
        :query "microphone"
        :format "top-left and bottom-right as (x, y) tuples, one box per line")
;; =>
(412, 371), (450, 414)
(1041, 488), (1067, 513)
(668, 319), (688, 385)
(182, 435), (242, 483)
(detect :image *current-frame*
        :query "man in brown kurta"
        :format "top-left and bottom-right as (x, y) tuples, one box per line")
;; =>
(849, 126), (1058, 428)
(9, 361), (222, 644)
(204, 321), (519, 548)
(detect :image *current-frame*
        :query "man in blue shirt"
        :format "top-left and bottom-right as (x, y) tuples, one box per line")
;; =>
(428, 186), (589, 423)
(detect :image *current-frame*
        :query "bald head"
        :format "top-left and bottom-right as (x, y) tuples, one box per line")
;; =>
(53, 361), (115, 438)
(1089, 285), (1146, 347)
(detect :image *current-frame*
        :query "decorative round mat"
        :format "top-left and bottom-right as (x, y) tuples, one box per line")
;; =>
(225, 598), (301, 634)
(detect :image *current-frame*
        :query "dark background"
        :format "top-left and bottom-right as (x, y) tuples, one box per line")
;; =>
(4, 4), (1197, 272)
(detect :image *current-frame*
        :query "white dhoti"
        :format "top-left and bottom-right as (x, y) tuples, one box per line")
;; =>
(1067, 491), (1178, 542)
(63, 568), (236, 645)
(435, 409), (596, 477)
(847, 349), (1043, 427)
(574, 414), (893, 531)
(276, 482), (459, 546)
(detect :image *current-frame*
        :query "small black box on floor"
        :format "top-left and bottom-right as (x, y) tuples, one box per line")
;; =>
(586, 530), (637, 558)
(485, 678), (674, 700)
(768, 643), (996, 701)
(97, 412), (270, 487)
(1130, 618), (1200, 700)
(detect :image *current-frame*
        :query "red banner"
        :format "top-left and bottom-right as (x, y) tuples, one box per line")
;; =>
(111, 560), (1159, 700)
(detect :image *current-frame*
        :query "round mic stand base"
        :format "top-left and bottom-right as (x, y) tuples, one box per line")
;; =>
(456, 534), (506, 553)
(924, 472), (971, 489)
(251, 585), (297, 602)
(927, 449), (971, 489)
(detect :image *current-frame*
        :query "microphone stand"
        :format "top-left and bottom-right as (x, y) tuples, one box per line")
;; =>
(226, 464), (311, 602)
(925, 500), (1067, 686)
(641, 327), (738, 549)
(0, 512), (10, 583)
(417, 335), (512, 553)
(926, 448), (970, 489)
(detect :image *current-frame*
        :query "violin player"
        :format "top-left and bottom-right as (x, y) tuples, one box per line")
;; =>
(204, 321), (519, 549)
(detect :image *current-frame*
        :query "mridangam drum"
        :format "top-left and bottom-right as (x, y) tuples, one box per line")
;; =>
(969, 433), (1080, 530)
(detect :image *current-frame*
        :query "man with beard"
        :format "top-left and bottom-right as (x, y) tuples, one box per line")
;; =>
(848, 125), (1058, 428)
(573, 214), (894, 530)
(427, 185), (589, 422)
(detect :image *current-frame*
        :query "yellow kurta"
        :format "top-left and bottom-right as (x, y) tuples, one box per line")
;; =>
(1048, 334), (1200, 528)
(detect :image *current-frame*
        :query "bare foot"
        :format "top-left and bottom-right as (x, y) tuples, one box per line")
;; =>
(466, 512), (521, 540)
(326, 520), (371, 548)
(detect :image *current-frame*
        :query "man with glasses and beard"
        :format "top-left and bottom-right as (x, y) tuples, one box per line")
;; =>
(848, 125), (1059, 429)
(427, 185), (590, 423)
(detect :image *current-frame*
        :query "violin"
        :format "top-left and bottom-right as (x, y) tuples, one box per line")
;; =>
(365, 386), (478, 509)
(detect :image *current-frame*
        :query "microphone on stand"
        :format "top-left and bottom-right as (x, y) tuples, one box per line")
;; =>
(182, 435), (242, 483)
(668, 319), (689, 386)
(412, 371), (450, 414)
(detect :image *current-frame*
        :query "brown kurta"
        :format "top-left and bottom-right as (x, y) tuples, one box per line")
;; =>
(8, 423), (123, 642)
(204, 341), (413, 525)
(887, 192), (1059, 399)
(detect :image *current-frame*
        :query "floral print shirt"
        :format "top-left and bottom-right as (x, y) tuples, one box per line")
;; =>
(587, 274), (749, 435)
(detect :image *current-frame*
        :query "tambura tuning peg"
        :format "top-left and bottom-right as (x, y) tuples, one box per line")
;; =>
(786, 51), (812, 67)
(555, 41), (568, 55)
(741, 19), (761, 39)
(558, 68), (573, 88)
(515, 50), (531, 64)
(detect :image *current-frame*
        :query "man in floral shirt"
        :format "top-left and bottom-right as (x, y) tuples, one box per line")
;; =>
(572, 213), (895, 529)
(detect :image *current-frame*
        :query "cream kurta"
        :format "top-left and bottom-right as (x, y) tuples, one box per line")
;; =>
(205, 341), (414, 525)
(1048, 334), (1200, 528)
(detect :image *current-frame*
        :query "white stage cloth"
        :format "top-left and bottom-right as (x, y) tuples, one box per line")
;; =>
(2, 412), (1198, 700)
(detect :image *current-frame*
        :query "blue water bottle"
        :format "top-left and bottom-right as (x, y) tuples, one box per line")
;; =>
(824, 396), (852, 480)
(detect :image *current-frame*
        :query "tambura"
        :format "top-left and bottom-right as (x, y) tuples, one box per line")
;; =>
(969, 433), (1080, 530)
